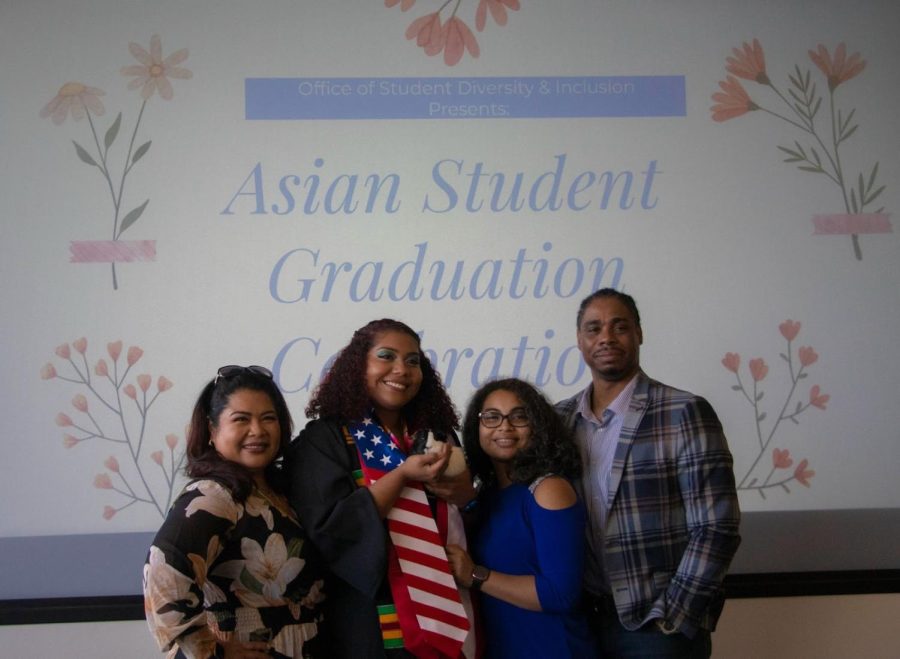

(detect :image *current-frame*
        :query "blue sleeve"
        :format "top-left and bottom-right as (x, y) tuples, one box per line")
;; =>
(530, 498), (586, 613)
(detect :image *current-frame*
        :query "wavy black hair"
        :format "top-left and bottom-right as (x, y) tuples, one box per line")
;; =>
(186, 368), (293, 502)
(462, 377), (581, 488)
(305, 319), (458, 432)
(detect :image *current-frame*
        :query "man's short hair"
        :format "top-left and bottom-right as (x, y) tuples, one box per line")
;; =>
(576, 288), (642, 330)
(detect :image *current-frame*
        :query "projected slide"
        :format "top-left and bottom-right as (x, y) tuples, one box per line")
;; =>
(2, 0), (898, 599)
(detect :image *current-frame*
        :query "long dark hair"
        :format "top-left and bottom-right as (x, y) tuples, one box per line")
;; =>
(305, 319), (458, 432)
(462, 378), (581, 488)
(186, 368), (293, 501)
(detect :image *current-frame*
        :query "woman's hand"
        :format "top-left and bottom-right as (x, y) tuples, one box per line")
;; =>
(220, 637), (271, 658)
(446, 543), (475, 587)
(427, 465), (476, 507)
(400, 440), (450, 483)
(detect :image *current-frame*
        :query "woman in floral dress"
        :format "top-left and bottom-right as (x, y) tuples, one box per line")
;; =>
(144, 365), (326, 658)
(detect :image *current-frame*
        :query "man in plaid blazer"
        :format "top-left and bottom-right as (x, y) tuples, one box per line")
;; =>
(556, 288), (740, 658)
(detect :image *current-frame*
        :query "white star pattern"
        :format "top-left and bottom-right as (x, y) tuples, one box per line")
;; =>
(380, 454), (393, 466)
(371, 434), (382, 446)
(363, 417), (373, 425)
(364, 449), (375, 460)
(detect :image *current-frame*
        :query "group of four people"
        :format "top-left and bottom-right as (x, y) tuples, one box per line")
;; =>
(143, 288), (741, 658)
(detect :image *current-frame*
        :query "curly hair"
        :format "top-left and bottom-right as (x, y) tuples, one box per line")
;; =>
(186, 368), (293, 502)
(462, 378), (581, 488)
(305, 319), (459, 432)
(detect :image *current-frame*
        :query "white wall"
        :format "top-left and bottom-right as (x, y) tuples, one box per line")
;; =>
(2, 594), (898, 658)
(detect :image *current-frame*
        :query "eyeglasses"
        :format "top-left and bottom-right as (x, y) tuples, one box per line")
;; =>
(478, 409), (530, 428)
(215, 365), (273, 384)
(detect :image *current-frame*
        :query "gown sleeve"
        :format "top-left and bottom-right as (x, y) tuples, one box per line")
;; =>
(285, 420), (388, 600)
(143, 480), (239, 659)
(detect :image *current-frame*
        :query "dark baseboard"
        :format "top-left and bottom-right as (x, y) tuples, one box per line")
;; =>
(3, 570), (898, 625)
(724, 569), (900, 599)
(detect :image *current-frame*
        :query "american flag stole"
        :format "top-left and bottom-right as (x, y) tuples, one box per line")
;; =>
(344, 417), (469, 658)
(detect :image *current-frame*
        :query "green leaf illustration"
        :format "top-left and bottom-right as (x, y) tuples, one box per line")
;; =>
(132, 140), (152, 165)
(118, 199), (149, 237)
(104, 113), (122, 150)
(866, 185), (885, 206)
(72, 141), (98, 167)
(867, 161), (879, 190)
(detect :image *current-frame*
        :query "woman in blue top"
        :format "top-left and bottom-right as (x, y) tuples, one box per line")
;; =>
(447, 378), (596, 658)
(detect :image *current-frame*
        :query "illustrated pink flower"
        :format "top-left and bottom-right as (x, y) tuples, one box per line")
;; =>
(406, 12), (444, 56)
(779, 320), (801, 341)
(166, 434), (179, 449)
(127, 346), (143, 366)
(137, 374), (152, 392)
(94, 473), (113, 489)
(721, 352), (741, 373)
(95, 359), (109, 377)
(63, 434), (79, 449)
(123, 384), (137, 400)
(121, 34), (192, 101)
(809, 385), (830, 409)
(793, 459), (815, 487)
(442, 17), (480, 66)
(73, 337), (88, 354)
(808, 42), (866, 92)
(72, 394), (88, 413)
(772, 448), (793, 469)
(749, 358), (768, 382)
(151, 450), (164, 466)
(104, 456), (120, 473)
(385, 0), (415, 10)
(40, 363), (57, 380)
(55, 413), (73, 427)
(798, 346), (818, 367)
(710, 76), (757, 122)
(39, 82), (106, 125)
(157, 376), (173, 392)
(103, 506), (117, 520)
(726, 38), (769, 84)
(55, 343), (71, 359)
(476, 0), (520, 32)
(108, 341), (123, 361)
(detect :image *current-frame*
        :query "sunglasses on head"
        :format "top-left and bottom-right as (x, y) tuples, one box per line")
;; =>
(214, 364), (274, 384)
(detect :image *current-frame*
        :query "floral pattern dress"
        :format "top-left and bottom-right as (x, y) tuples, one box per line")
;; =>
(144, 479), (326, 658)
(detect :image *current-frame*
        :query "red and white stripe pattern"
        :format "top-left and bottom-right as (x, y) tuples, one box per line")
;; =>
(388, 483), (470, 649)
(347, 418), (469, 657)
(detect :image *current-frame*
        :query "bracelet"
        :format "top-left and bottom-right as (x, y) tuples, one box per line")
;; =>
(461, 475), (484, 512)
(655, 619), (679, 635)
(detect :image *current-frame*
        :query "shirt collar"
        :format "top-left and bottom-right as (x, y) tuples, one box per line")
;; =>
(576, 373), (640, 425)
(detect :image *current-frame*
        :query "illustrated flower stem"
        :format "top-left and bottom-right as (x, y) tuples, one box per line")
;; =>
(742, 474), (797, 494)
(85, 110), (123, 289)
(114, 99), (147, 241)
(766, 81), (813, 131)
(752, 379), (765, 451)
(738, 351), (806, 488)
(761, 464), (777, 487)
(826, 90), (862, 259)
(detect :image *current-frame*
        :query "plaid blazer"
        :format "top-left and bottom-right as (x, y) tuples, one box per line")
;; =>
(556, 372), (740, 638)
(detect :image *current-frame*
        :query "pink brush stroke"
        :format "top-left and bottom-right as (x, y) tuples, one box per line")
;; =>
(69, 240), (156, 263)
(812, 213), (892, 235)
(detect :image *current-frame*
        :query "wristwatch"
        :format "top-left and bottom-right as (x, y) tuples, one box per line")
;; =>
(470, 565), (491, 590)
